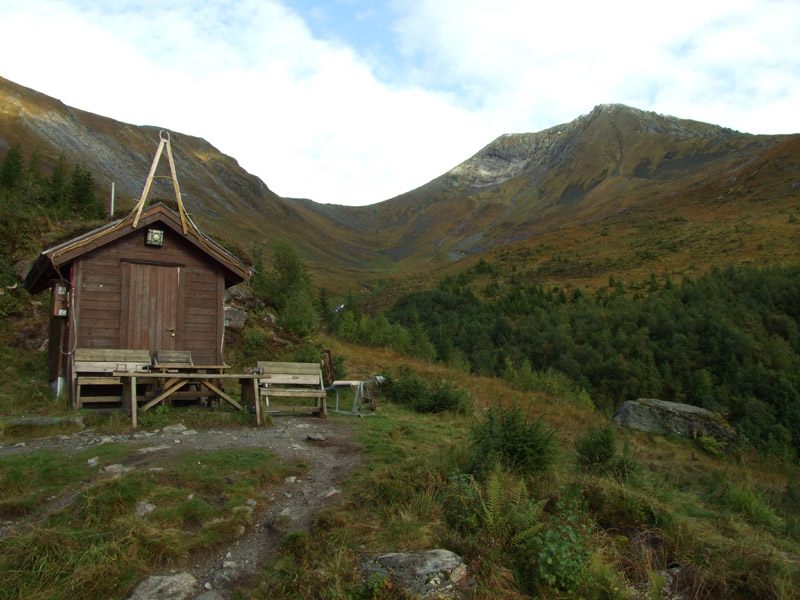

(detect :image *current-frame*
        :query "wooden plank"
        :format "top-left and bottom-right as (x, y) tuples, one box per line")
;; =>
(79, 396), (124, 403)
(152, 390), (217, 399)
(182, 280), (217, 292)
(183, 322), (217, 333)
(259, 374), (321, 385)
(141, 380), (190, 411)
(77, 376), (123, 385)
(127, 376), (138, 429)
(156, 350), (193, 365)
(80, 278), (121, 289)
(76, 362), (149, 374)
(81, 324), (121, 338)
(256, 362), (322, 375)
(81, 305), (121, 317)
(81, 329), (121, 340)
(79, 334), (122, 348)
(81, 256), (120, 268)
(80, 318), (121, 330)
(240, 378), (260, 425)
(200, 380), (243, 411)
(183, 307), (217, 318)
(75, 348), (151, 362)
(260, 389), (327, 398)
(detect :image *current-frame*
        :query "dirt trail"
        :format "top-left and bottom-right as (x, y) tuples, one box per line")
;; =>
(0, 415), (363, 599)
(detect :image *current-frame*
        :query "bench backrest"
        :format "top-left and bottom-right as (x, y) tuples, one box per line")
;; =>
(155, 350), (194, 368)
(74, 348), (151, 374)
(255, 361), (323, 387)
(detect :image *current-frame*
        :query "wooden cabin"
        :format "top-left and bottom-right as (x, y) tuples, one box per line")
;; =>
(24, 203), (252, 404)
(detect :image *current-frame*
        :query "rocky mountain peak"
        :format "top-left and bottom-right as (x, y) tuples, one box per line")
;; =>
(441, 103), (747, 190)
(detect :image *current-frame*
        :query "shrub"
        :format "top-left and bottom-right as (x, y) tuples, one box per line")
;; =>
(576, 425), (618, 471)
(696, 433), (726, 456)
(526, 505), (593, 593)
(469, 402), (557, 475)
(576, 426), (639, 481)
(415, 380), (472, 415)
(383, 368), (471, 414)
(383, 368), (427, 407)
(244, 330), (267, 355)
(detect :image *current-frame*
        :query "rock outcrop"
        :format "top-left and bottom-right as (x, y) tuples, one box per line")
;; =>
(612, 398), (738, 445)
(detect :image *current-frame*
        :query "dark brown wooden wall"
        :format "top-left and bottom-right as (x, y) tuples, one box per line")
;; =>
(73, 225), (224, 364)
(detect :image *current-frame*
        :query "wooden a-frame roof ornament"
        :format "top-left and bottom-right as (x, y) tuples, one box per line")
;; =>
(25, 131), (252, 293)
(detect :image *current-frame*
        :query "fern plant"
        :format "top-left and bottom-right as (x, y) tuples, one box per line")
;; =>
(469, 468), (547, 552)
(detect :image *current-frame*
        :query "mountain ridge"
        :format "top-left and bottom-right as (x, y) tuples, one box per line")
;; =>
(2, 74), (798, 294)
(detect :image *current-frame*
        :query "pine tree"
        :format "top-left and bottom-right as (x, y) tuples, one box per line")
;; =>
(0, 142), (25, 190)
(47, 154), (69, 211)
(69, 163), (100, 217)
(317, 287), (333, 329)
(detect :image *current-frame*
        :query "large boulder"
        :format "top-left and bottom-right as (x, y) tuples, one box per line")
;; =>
(358, 549), (473, 599)
(613, 398), (738, 446)
(224, 306), (248, 332)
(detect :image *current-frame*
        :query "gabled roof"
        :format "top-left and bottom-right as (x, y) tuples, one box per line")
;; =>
(25, 203), (252, 293)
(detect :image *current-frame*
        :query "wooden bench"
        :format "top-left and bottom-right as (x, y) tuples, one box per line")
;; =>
(243, 361), (327, 424)
(73, 348), (152, 409)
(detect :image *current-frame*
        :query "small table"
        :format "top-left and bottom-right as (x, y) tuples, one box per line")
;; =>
(115, 371), (262, 429)
(327, 377), (382, 416)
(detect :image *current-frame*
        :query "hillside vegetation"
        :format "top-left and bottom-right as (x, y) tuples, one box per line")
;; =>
(375, 260), (800, 458)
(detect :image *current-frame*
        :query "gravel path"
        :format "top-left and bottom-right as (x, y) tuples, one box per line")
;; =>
(0, 415), (363, 599)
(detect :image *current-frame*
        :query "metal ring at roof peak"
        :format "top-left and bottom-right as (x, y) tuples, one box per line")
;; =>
(159, 130), (171, 142)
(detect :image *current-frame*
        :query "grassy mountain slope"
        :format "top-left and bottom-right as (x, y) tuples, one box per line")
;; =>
(0, 76), (383, 288)
(2, 75), (799, 297)
(347, 104), (795, 270)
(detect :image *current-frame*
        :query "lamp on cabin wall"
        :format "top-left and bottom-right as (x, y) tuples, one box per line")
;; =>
(146, 228), (165, 247)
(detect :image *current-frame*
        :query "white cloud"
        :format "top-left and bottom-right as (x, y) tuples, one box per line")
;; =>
(391, 0), (800, 134)
(0, 0), (502, 204)
(0, 0), (798, 206)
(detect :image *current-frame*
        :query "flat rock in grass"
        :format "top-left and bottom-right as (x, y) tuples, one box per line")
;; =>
(612, 398), (738, 446)
(102, 464), (134, 475)
(162, 424), (187, 435)
(126, 572), (196, 600)
(306, 433), (326, 442)
(319, 487), (341, 499)
(358, 549), (473, 599)
(135, 501), (156, 519)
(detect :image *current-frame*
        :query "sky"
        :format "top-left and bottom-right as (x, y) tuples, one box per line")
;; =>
(1, 0), (799, 206)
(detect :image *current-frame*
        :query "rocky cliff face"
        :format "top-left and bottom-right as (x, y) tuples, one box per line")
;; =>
(442, 104), (747, 190)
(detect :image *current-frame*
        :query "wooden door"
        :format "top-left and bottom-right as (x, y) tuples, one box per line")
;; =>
(121, 261), (181, 354)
